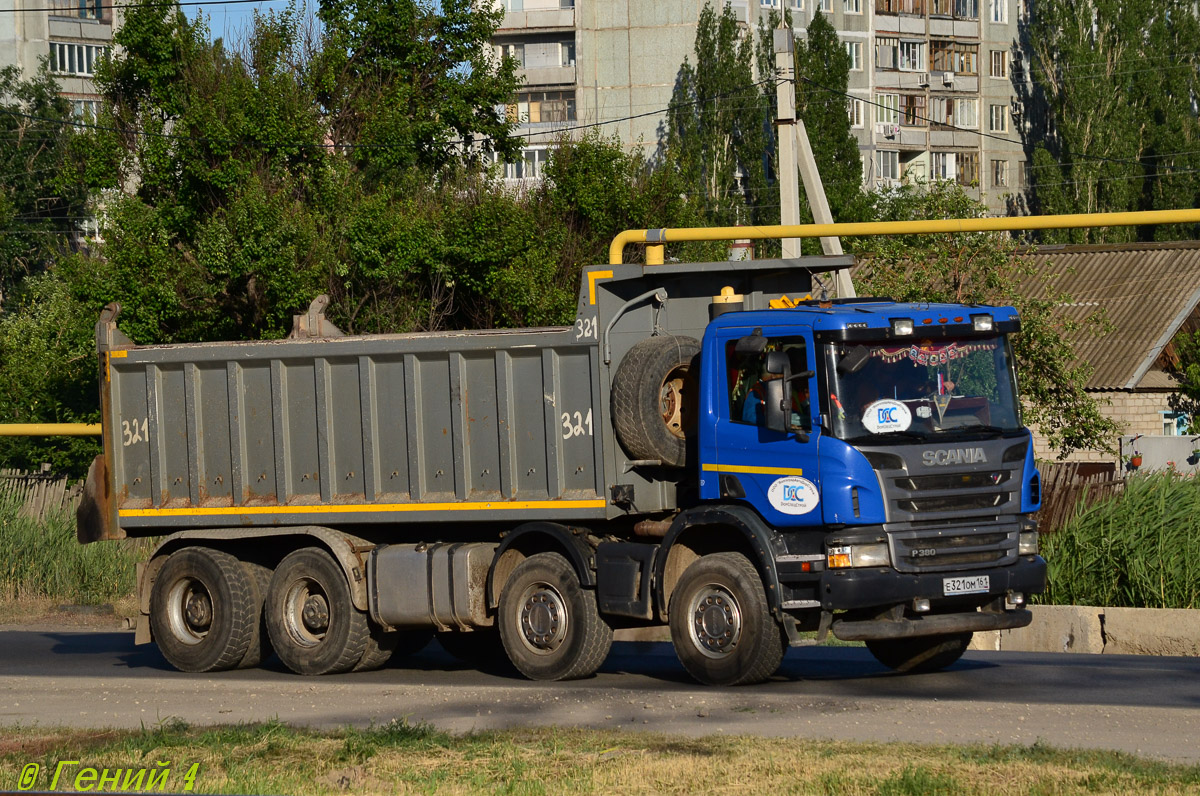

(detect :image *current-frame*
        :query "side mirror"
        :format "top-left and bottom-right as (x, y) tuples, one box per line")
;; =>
(765, 350), (788, 375)
(763, 378), (788, 433)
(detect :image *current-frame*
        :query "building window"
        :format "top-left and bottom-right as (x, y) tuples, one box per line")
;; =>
(496, 43), (524, 67)
(931, 0), (951, 13)
(900, 93), (926, 126)
(844, 0), (863, 12)
(956, 152), (980, 186)
(991, 159), (1009, 187)
(49, 0), (100, 19)
(931, 40), (978, 74)
(929, 96), (976, 127)
(877, 0), (925, 11)
(878, 150), (900, 181)
(819, 0), (832, 12)
(899, 40), (926, 71)
(989, 104), (1009, 132)
(932, 152), (956, 181)
(506, 90), (576, 124)
(989, 0), (1007, 22)
(876, 36), (899, 69)
(496, 147), (551, 180)
(954, 0), (978, 17)
(48, 42), (110, 76)
(876, 93), (900, 124)
(72, 99), (100, 121)
(990, 50), (1007, 78)
(847, 98), (865, 127)
(845, 41), (863, 71)
(560, 41), (575, 66)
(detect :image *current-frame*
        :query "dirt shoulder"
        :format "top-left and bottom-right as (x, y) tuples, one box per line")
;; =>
(0, 596), (135, 631)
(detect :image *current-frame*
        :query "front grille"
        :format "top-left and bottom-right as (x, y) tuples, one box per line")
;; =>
(898, 492), (1009, 513)
(896, 472), (1010, 491)
(890, 528), (1017, 572)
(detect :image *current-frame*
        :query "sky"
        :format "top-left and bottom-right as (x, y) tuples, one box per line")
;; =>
(184, 0), (304, 43)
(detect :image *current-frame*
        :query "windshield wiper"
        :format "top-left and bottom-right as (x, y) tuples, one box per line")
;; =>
(934, 424), (1010, 437)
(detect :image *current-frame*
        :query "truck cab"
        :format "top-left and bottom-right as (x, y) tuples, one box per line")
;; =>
(648, 302), (1044, 681)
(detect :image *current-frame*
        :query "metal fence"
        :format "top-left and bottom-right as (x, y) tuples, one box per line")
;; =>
(0, 467), (82, 522)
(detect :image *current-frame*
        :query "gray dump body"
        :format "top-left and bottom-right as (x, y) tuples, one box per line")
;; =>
(81, 255), (849, 541)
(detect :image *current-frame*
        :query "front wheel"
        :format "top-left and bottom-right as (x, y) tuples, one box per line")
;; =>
(265, 547), (369, 676)
(866, 633), (973, 673)
(497, 552), (612, 681)
(668, 552), (784, 686)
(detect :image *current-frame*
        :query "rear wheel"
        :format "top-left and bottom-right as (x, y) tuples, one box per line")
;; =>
(236, 560), (273, 669)
(266, 547), (368, 676)
(668, 552), (784, 686)
(866, 633), (973, 673)
(497, 552), (612, 681)
(150, 547), (255, 673)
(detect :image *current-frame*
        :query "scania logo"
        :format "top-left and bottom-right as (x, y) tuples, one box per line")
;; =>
(921, 447), (987, 466)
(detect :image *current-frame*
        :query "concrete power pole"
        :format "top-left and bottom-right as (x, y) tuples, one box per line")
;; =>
(774, 29), (856, 298)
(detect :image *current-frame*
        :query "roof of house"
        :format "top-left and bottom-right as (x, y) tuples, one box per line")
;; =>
(1018, 241), (1200, 391)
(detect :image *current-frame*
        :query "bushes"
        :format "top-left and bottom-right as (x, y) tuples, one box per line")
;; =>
(1042, 471), (1200, 609)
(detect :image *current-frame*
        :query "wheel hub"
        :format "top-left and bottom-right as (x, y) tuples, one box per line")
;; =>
(689, 586), (742, 658)
(519, 585), (568, 653)
(302, 594), (330, 633)
(184, 591), (213, 630)
(659, 375), (686, 438)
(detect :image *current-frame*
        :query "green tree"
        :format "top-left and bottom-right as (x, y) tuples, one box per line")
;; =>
(1026, 0), (1200, 242)
(791, 12), (870, 227)
(312, 0), (521, 182)
(854, 181), (1119, 457)
(0, 65), (90, 300)
(664, 1), (772, 226)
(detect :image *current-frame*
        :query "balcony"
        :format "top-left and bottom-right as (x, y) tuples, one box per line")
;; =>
(499, 8), (576, 31)
(517, 65), (576, 87)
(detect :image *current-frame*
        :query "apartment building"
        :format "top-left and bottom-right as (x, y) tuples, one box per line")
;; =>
(491, 0), (1024, 213)
(0, 0), (119, 119)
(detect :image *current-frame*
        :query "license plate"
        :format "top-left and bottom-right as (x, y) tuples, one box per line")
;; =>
(943, 575), (990, 596)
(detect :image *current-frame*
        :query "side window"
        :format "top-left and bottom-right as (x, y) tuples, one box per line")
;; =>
(726, 336), (811, 430)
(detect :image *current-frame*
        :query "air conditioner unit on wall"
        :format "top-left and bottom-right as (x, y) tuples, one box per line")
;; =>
(942, 71), (955, 87)
(918, 71), (931, 87)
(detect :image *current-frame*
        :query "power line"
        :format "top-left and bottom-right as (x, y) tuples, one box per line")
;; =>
(0, 0), (268, 13)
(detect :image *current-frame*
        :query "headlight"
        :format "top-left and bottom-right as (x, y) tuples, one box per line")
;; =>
(891, 318), (914, 336)
(828, 543), (890, 568)
(1019, 530), (1039, 555)
(971, 313), (994, 332)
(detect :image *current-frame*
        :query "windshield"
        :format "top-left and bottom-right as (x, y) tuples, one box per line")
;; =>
(825, 336), (1021, 442)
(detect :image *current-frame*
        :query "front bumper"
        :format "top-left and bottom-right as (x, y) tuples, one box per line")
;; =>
(831, 606), (1032, 641)
(819, 555), (1046, 612)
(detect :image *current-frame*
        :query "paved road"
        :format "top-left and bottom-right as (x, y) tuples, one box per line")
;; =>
(2, 628), (1199, 762)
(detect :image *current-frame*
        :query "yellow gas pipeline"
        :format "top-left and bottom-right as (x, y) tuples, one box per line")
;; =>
(609, 208), (1200, 264)
(0, 423), (101, 436)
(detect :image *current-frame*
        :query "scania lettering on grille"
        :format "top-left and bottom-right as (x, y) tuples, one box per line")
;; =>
(921, 447), (987, 466)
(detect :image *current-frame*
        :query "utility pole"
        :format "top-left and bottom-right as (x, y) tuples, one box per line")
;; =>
(774, 28), (856, 298)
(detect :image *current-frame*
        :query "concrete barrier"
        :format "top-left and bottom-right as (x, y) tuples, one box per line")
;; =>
(971, 605), (1198, 656)
(620, 606), (1199, 656)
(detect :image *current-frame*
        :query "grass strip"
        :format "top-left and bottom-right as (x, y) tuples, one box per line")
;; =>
(1, 719), (1199, 795)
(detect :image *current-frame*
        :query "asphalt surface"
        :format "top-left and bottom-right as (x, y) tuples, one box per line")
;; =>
(1, 628), (1199, 762)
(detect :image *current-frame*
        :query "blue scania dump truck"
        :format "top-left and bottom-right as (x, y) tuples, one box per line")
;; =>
(78, 253), (1044, 685)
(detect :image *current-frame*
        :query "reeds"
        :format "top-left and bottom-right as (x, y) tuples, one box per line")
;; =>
(1043, 471), (1200, 609)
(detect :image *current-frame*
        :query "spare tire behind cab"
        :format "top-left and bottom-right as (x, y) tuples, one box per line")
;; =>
(611, 334), (701, 468)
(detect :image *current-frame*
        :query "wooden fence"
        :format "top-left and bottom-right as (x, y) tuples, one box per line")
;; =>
(1037, 462), (1125, 534)
(0, 466), (82, 522)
